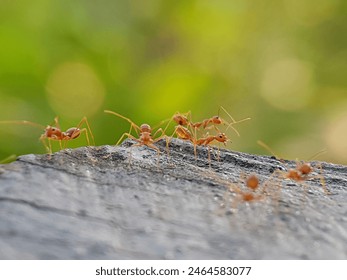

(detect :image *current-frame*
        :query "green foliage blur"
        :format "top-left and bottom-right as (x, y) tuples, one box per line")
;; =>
(1, 0), (347, 164)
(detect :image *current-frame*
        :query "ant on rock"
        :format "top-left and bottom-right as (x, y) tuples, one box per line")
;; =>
(0, 117), (95, 154)
(214, 172), (271, 213)
(104, 110), (169, 164)
(165, 108), (250, 165)
(169, 107), (250, 137)
(173, 124), (229, 165)
(257, 140), (329, 195)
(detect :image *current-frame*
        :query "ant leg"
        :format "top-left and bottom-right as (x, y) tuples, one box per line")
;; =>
(314, 163), (329, 195)
(77, 128), (90, 148)
(104, 110), (141, 136)
(59, 140), (63, 150)
(116, 132), (129, 146)
(162, 114), (176, 137)
(48, 139), (52, 155)
(116, 131), (139, 146)
(147, 143), (161, 167)
(209, 145), (220, 163)
(153, 134), (171, 162)
(40, 136), (51, 154)
(152, 127), (166, 139)
(72, 117), (95, 146)
(120, 133), (141, 165)
(115, 123), (143, 146)
(297, 180), (311, 207)
(193, 143), (198, 162)
(53, 116), (61, 130)
(308, 172), (330, 195)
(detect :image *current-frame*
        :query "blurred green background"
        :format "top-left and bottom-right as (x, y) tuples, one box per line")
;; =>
(1, 0), (347, 164)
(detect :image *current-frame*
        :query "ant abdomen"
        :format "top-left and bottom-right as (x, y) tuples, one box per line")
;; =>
(65, 128), (81, 139)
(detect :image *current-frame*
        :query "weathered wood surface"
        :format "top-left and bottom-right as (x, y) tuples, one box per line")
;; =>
(0, 139), (346, 259)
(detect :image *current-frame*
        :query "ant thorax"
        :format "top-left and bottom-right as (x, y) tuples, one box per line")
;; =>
(139, 131), (153, 143)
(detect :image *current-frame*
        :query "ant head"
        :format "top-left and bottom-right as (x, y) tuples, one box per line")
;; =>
(246, 174), (259, 191)
(173, 114), (189, 126)
(212, 116), (222, 125)
(140, 124), (151, 133)
(216, 133), (228, 144)
(45, 126), (61, 137)
(298, 163), (312, 175)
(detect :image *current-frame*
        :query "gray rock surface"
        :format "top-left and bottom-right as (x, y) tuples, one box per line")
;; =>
(0, 139), (346, 259)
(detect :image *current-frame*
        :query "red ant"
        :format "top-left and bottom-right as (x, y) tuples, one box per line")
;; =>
(169, 107), (250, 137)
(232, 174), (264, 205)
(214, 173), (268, 214)
(257, 140), (329, 195)
(104, 110), (169, 163)
(173, 124), (229, 165)
(0, 117), (94, 154)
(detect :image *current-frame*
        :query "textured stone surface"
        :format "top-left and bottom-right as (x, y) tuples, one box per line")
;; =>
(0, 139), (346, 259)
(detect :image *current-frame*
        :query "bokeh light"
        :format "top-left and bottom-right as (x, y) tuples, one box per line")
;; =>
(46, 62), (105, 119)
(260, 58), (313, 111)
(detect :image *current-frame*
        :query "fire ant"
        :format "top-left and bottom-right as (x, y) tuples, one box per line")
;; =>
(0, 117), (95, 154)
(104, 110), (169, 164)
(169, 107), (250, 137)
(173, 124), (229, 165)
(214, 173), (269, 214)
(257, 140), (329, 195)
(231, 174), (266, 206)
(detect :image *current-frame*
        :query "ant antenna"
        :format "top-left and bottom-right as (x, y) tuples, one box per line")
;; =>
(257, 140), (280, 159)
(220, 106), (237, 124)
(307, 149), (327, 161)
(0, 120), (46, 129)
(225, 117), (251, 136)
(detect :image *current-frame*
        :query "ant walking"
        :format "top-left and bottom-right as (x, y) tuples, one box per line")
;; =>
(169, 107), (250, 137)
(165, 107), (250, 165)
(104, 110), (169, 164)
(0, 117), (95, 154)
(172, 124), (229, 165)
(212, 172), (271, 213)
(257, 140), (329, 195)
